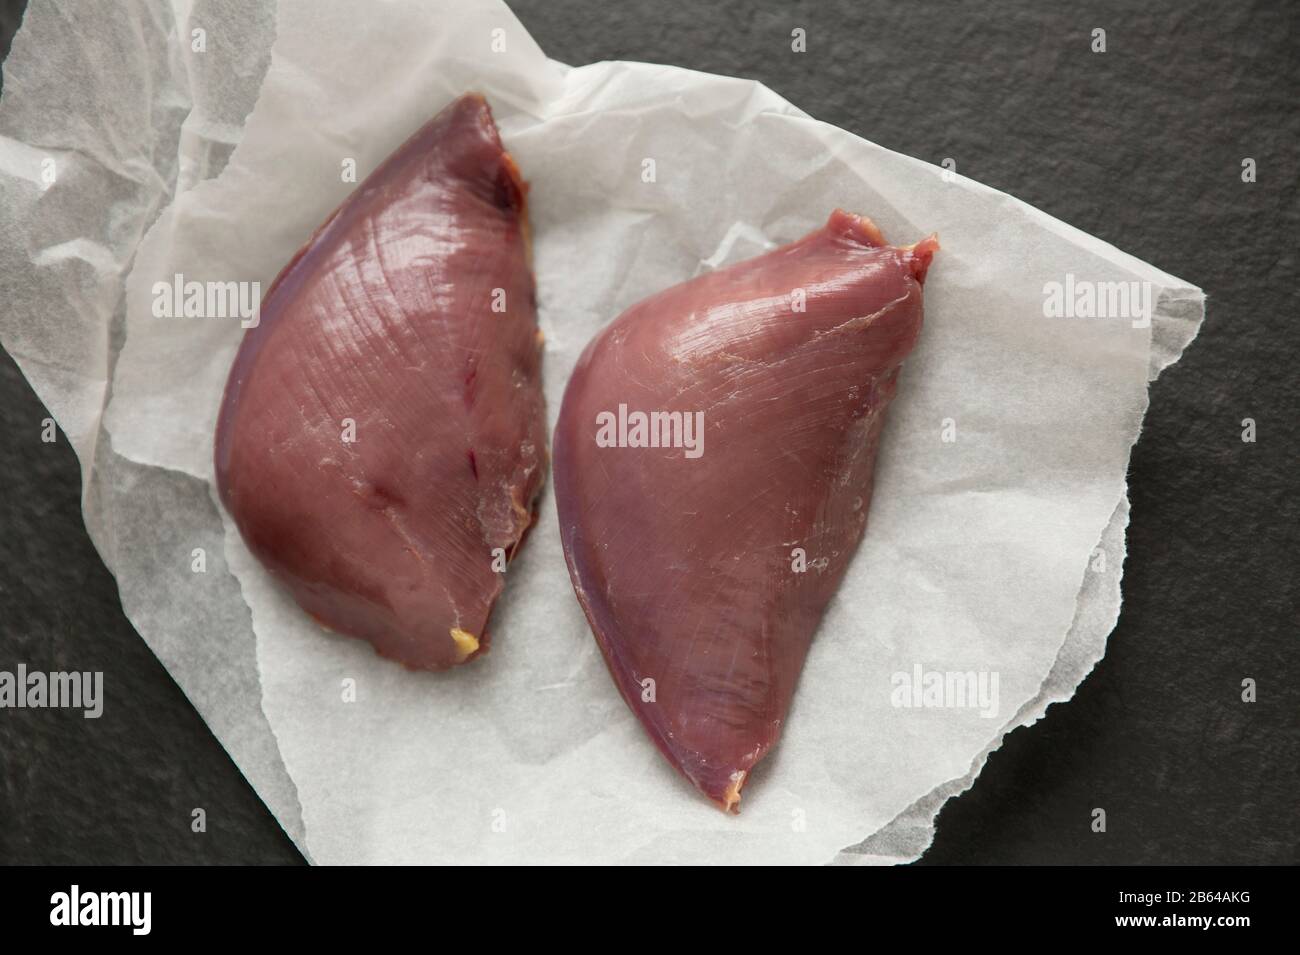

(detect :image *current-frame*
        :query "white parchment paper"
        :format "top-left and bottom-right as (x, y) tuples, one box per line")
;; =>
(0, 0), (1203, 864)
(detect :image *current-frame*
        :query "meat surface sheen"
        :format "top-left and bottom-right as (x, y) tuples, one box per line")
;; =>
(215, 93), (545, 671)
(553, 211), (938, 809)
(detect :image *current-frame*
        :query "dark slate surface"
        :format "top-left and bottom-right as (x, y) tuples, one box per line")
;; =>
(1, 0), (1296, 865)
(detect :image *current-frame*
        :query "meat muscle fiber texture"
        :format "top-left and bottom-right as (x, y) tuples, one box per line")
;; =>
(553, 211), (938, 810)
(215, 93), (546, 671)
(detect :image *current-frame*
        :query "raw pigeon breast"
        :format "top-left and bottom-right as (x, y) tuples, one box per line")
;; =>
(215, 93), (546, 671)
(553, 211), (937, 810)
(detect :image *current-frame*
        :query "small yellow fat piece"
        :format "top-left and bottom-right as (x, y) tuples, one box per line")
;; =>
(722, 771), (747, 813)
(450, 628), (480, 661)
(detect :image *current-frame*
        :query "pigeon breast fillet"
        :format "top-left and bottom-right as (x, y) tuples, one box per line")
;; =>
(553, 210), (937, 809)
(215, 93), (545, 671)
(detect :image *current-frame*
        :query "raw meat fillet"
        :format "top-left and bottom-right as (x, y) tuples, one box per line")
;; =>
(215, 93), (545, 671)
(553, 211), (937, 809)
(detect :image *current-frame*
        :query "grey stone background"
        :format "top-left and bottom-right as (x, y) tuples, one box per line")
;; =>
(0, 0), (1295, 864)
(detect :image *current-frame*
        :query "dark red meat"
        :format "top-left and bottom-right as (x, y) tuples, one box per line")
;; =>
(215, 93), (545, 671)
(553, 211), (937, 809)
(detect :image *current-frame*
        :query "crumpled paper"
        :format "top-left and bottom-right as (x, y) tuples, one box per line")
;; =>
(0, 0), (1203, 864)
